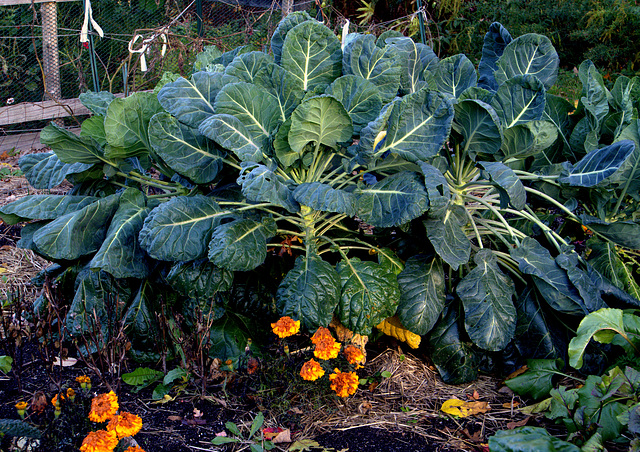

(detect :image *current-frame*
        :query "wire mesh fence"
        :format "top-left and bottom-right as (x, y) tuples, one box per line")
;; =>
(0, 0), (419, 133)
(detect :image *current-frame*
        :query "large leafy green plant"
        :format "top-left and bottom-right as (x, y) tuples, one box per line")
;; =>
(2, 15), (639, 382)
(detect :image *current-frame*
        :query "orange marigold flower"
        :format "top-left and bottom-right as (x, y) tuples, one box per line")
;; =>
(124, 447), (146, 452)
(343, 344), (365, 366)
(329, 368), (359, 398)
(271, 316), (300, 338)
(76, 375), (92, 389)
(79, 429), (118, 452)
(89, 391), (119, 423)
(300, 358), (325, 381)
(15, 401), (28, 410)
(310, 326), (333, 345)
(66, 388), (76, 401)
(51, 393), (64, 408)
(107, 411), (143, 438)
(314, 336), (341, 360)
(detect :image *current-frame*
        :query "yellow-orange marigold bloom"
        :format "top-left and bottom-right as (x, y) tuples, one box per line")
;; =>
(107, 411), (143, 438)
(89, 391), (119, 423)
(51, 393), (64, 408)
(79, 429), (118, 452)
(314, 336), (341, 360)
(66, 388), (76, 400)
(76, 375), (92, 389)
(271, 316), (300, 338)
(343, 345), (365, 366)
(15, 401), (28, 410)
(329, 369), (359, 398)
(310, 326), (333, 345)
(124, 447), (146, 452)
(300, 359), (325, 381)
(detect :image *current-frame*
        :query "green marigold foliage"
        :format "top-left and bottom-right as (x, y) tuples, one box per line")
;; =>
(3, 14), (640, 384)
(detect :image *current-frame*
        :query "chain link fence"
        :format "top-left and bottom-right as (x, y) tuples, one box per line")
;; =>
(0, 0), (419, 133)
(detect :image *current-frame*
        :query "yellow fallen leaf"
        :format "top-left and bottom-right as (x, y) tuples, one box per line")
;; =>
(151, 394), (175, 404)
(441, 398), (490, 417)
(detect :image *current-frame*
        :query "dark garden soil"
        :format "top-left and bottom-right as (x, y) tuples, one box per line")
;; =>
(0, 144), (547, 452)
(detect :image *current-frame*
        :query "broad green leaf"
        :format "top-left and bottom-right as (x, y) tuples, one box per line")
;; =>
(453, 99), (502, 160)
(558, 140), (635, 187)
(104, 92), (162, 159)
(208, 313), (251, 360)
(224, 51), (273, 84)
(568, 308), (626, 369)
(376, 30), (404, 47)
(253, 63), (305, 120)
(273, 118), (298, 167)
(428, 308), (478, 384)
(167, 259), (233, 300)
(158, 72), (230, 128)
(214, 82), (280, 149)
(78, 90), (116, 116)
(276, 254), (341, 330)
(356, 100), (395, 162)
(510, 238), (587, 315)
(193, 45), (222, 71)
(122, 367), (163, 386)
(490, 75), (546, 129)
(577, 60), (610, 152)
(80, 115), (107, 148)
(336, 258), (400, 335)
(66, 270), (130, 341)
(377, 89), (454, 162)
(612, 120), (640, 196)
(434, 54), (477, 99)
(325, 75), (382, 134)
(124, 281), (159, 339)
(208, 218), (276, 271)
(500, 121), (558, 161)
(18, 152), (94, 189)
(40, 123), (104, 164)
(543, 94), (575, 153)
(610, 75), (636, 136)
(281, 20), (342, 91)
(477, 22), (512, 92)
(387, 37), (439, 94)
(356, 171), (429, 228)
(0, 195), (97, 225)
(90, 189), (150, 279)
(149, 112), (224, 184)
(489, 426), (581, 452)
(342, 33), (401, 104)
(581, 215), (640, 249)
(249, 412), (264, 439)
(555, 252), (606, 313)
(139, 195), (227, 261)
(478, 161), (526, 210)
(514, 287), (567, 360)
(457, 249), (516, 351)
(495, 33), (559, 89)
(199, 113), (263, 162)
(459, 86), (495, 103)
(418, 162), (450, 218)
(588, 238), (640, 299)
(0, 356), (12, 374)
(292, 182), (358, 216)
(33, 195), (119, 261)
(164, 367), (188, 386)
(288, 95), (353, 153)
(423, 205), (471, 270)
(396, 255), (445, 335)
(237, 163), (299, 213)
(505, 358), (563, 400)
(270, 11), (313, 64)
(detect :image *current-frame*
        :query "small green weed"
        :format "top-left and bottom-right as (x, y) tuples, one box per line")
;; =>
(211, 412), (274, 452)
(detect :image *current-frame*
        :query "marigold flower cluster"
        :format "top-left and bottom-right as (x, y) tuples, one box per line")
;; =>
(329, 368), (359, 398)
(300, 358), (325, 381)
(271, 316), (300, 338)
(79, 430), (118, 452)
(343, 344), (365, 367)
(89, 391), (119, 423)
(313, 332), (341, 361)
(107, 412), (143, 439)
(76, 375), (92, 389)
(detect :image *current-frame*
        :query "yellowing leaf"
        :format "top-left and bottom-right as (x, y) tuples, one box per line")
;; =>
(441, 398), (491, 417)
(151, 394), (175, 404)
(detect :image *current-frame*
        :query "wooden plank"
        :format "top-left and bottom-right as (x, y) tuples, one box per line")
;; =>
(0, 0), (79, 5)
(0, 93), (133, 126)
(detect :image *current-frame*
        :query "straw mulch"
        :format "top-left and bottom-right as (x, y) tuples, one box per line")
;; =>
(300, 349), (530, 450)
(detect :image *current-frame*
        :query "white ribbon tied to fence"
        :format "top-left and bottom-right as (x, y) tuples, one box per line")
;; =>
(128, 28), (168, 72)
(80, 0), (104, 43)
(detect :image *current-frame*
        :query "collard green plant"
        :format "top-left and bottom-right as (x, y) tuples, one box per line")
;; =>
(2, 16), (640, 383)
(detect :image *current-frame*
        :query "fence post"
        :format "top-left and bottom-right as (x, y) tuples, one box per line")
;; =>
(41, 2), (61, 102)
